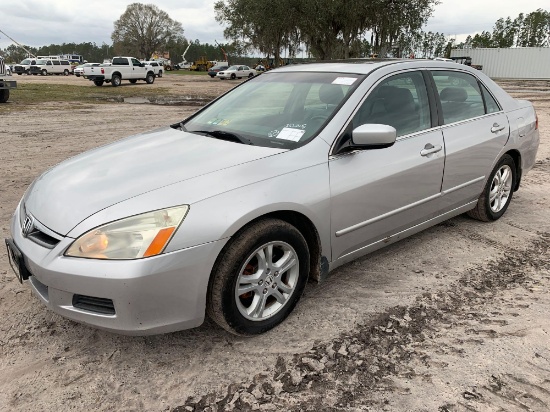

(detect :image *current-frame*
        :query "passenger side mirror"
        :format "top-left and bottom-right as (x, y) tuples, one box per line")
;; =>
(351, 124), (396, 149)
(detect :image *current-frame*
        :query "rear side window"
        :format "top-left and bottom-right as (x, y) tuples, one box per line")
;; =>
(352, 71), (431, 137)
(53, 61), (60, 65)
(480, 84), (501, 113)
(113, 58), (129, 65)
(432, 71), (485, 124)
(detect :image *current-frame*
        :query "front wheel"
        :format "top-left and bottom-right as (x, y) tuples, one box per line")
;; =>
(230, 73), (236, 80)
(207, 219), (310, 336)
(145, 73), (155, 84)
(41, 69), (47, 76)
(0, 89), (9, 103)
(248, 73), (254, 78)
(467, 154), (516, 222)
(158, 70), (163, 78)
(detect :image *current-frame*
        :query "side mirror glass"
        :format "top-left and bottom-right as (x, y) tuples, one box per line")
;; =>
(351, 124), (397, 149)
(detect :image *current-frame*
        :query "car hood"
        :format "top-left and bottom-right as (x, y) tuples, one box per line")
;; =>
(24, 127), (286, 236)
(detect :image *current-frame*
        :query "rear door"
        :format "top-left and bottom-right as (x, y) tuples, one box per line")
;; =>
(329, 70), (445, 261)
(429, 70), (510, 211)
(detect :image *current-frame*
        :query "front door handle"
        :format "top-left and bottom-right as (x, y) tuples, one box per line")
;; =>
(491, 123), (505, 133)
(420, 143), (442, 156)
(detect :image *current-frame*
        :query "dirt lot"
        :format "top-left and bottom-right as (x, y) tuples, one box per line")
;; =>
(0, 74), (549, 411)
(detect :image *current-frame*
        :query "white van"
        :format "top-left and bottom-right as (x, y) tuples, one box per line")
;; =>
(29, 59), (72, 76)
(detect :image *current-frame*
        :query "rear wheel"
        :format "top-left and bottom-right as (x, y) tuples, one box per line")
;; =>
(93, 79), (104, 87)
(145, 73), (155, 84)
(0, 89), (9, 103)
(111, 74), (121, 87)
(207, 219), (309, 335)
(467, 154), (516, 222)
(63, 69), (69, 76)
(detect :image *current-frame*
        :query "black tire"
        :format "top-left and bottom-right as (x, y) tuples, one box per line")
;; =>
(248, 73), (254, 78)
(75, 74), (80, 77)
(0, 89), (9, 103)
(25, 69), (30, 75)
(41, 69), (47, 76)
(63, 69), (69, 76)
(467, 154), (516, 222)
(207, 219), (310, 336)
(129, 79), (137, 84)
(230, 73), (236, 80)
(17, 73), (22, 75)
(145, 73), (155, 84)
(158, 70), (163, 78)
(93, 79), (104, 87)
(111, 74), (121, 87)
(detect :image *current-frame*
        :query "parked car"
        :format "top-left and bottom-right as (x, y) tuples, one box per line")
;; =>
(13, 58), (37, 75)
(29, 59), (71, 76)
(143, 61), (163, 78)
(82, 56), (156, 87)
(0, 56), (17, 102)
(208, 65), (229, 78)
(6, 60), (539, 336)
(74, 63), (100, 77)
(216, 65), (256, 80)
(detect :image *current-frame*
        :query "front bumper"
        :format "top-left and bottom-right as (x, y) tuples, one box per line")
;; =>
(0, 79), (17, 90)
(9, 204), (227, 335)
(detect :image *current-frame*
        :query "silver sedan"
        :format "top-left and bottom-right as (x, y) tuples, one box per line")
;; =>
(6, 60), (540, 336)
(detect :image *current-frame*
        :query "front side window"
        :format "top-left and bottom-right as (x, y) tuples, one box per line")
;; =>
(432, 71), (485, 124)
(351, 71), (431, 137)
(182, 72), (364, 149)
(132, 59), (141, 66)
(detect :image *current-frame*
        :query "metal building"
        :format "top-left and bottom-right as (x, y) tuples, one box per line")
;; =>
(450, 47), (550, 79)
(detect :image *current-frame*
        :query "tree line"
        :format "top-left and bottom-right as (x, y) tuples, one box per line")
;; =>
(2, 3), (548, 66)
(214, 0), (441, 63)
(454, 9), (549, 49)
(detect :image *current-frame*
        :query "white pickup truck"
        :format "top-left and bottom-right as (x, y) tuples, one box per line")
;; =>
(83, 56), (156, 87)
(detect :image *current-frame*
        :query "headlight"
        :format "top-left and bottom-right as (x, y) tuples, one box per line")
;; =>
(65, 206), (189, 260)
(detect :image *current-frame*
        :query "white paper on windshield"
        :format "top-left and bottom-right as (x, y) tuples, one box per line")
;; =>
(276, 127), (306, 142)
(332, 77), (357, 86)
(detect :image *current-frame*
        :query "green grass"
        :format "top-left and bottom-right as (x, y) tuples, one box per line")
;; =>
(168, 70), (209, 76)
(0, 83), (176, 109)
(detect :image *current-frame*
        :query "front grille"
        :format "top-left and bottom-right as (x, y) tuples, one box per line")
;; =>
(72, 295), (116, 315)
(27, 230), (60, 248)
(0, 58), (5, 76)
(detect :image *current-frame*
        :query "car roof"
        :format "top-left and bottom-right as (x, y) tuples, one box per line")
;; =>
(271, 59), (478, 75)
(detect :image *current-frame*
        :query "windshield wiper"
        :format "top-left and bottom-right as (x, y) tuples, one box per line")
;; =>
(191, 130), (252, 145)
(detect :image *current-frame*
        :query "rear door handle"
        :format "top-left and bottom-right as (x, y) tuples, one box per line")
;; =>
(420, 143), (442, 156)
(491, 123), (505, 133)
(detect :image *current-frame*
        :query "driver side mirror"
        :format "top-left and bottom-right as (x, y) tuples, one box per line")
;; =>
(351, 124), (397, 149)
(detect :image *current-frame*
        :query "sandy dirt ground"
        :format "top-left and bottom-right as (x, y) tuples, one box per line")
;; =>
(0, 74), (548, 411)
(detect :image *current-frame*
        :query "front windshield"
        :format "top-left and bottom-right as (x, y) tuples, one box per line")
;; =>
(182, 71), (363, 149)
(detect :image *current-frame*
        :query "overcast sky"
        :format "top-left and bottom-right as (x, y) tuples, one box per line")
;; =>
(0, 0), (546, 54)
